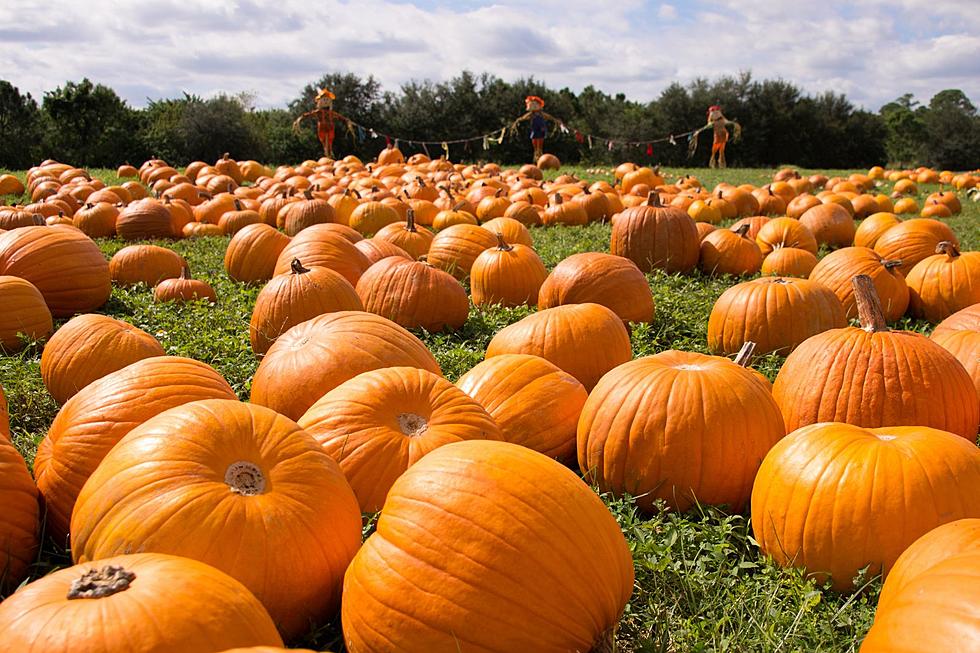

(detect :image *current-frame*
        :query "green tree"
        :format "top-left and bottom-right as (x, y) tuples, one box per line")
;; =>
(921, 89), (980, 170)
(880, 94), (927, 166)
(0, 80), (41, 168)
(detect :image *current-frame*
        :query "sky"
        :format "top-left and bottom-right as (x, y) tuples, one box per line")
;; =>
(1, 0), (977, 112)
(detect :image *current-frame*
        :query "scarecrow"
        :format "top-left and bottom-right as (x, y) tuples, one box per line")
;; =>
(690, 104), (742, 168)
(292, 88), (353, 159)
(512, 96), (565, 162)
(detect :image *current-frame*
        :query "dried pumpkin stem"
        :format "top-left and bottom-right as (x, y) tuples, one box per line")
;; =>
(646, 191), (662, 207)
(851, 274), (889, 333)
(406, 208), (417, 232)
(936, 241), (960, 258)
(67, 566), (136, 600)
(495, 233), (512, 251)
(882, 259), (903, 270)
(290, 258), (310, 275)
(734, 341), (757, 367)
(733, 223), (751, 238)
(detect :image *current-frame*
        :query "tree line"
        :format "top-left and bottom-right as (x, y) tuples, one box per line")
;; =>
(1, 72), (977, 170)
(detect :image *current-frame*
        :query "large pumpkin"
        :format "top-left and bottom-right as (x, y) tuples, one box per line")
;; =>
(341, 440), (634, 653)
(224, 223), (291, 284)
(707, 277), (846, 356)
(250, 311), (441, 420)
(0, 553), (283, 652)
(773, 275), (979, 439)
(610, 192), (699, 273)
(272, 229), (369, 285)
(0, 275), (53, 351)
(456, 353), (588, 461)
(356, 256), (469, 331)
(486, 303), (631, 390)
(470, 233), (548, 307)
(933, 302), (980, 337)
(71, 400), (362, 640)
(0, 437), (38, 593)
(0, 226), (110, 316)
(34, 356), (237, 542)
(40, 314), (165, 404)
(538, 252), (654, 323)
(426, 223), (498, 280)
(808, 247), (909, 321)
(579, 350), (784, 513)
(109, 244), (189, 287)
(906, 241), (980, 322)
(873, 218), (959, 276)
(298, 367), (501, 512)
(752, 422), (980, 591)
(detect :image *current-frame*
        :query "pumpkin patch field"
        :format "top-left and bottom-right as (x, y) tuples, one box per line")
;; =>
(1, 157), (979, 653)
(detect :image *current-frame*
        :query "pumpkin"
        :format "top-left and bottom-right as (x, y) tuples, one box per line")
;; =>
(0, 275), (53, 351)
(0, 207), (45, 230)
(356, 256), (469, 331)
(751, 422), (980, 591)
(475, 191), (511, 222)
(480, 216), (533, 246)
(538, 252), (653, 323)
(71, 400), (362, 640)
(687, 199), (721, 224)
(456, 354), (588, 461)
(327, 188), (360, 225)
(349, 200), (400, 235)
(0, 437), (38, 593)
(579, 350), (784, 513)
(250, 259), (363, 355)
(755, 217), (818, 255)
(502, 199), (542, 227)
(850, 194), (880, 220)
(933, 302), (980, 339)
(73, 201), (118, 238)
(34, 356), (237, 542)
(116, 198), (178, 240)
(873, 218), (959, 276)
(470, 233), (547, 307)
(41, 314), (164, 404)
(281, 190), (336, 236)
(218, 198), (262, 235)
(109, 244), (189, 287)
(786, 193), (822, 219)
(761, 246), (817, 277)
(426, 223), (498, 280)
(251, 311), (441, 420)
(153, 269), (218, 303)
(486, 303), (631, 390)
(854, 212), (900, 248)
(906, 242), (980, 322)
(298, 366), (501, 512)
(432, 204), (479, 230)
(610, 192), (699, 273)
(341, 440), (634, 653)
(574, 187), (611, 222)
(720, 186), (761, 217)
(374, 208), (433, 259)
(183, 222), (224, 238)
(354, 237), (413, 264)
(808, 247), (909, 321)
(224, 223), (291, 284)
(708, 277), (846, 356)
(259, 191), (297, 226)
(772, 275), (979, 438)
(699, 223), (763, 276)
(306, 222), (363, 243)
(0, 173), (26, 196)
(799, 202), (855, 248)
(0, 553), (283, 652)
(273, 229), (369, 285)
(541, 192), (588, 226)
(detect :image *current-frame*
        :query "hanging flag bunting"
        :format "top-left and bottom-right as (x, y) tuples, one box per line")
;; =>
(669, 134), (677, 146)
(441, 142), (450, 158)
(646, 143), (654, 156)
(607, 140), (614, 151)
(587, 135), (593, 149)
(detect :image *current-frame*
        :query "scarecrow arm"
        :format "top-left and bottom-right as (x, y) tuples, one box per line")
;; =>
(292, 110), (318, 134)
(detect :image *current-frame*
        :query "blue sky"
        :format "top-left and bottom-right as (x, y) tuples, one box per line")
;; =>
(1, 0), (977, 111)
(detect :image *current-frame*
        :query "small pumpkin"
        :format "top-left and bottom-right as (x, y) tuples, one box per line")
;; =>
(906, 241), (980, 322)
(73, 202), (118, 238)
(224, 223), (291, 284)
(349, 200), (400, 236)
(699, 223), (763, 276)
(755, 217), (818, 255)
(281, 189), (336, 236)
(761, 246), (817, 277)
(480, 216), (533, 246)
(109, 244), (189, 287)
(218, 198), (262, 235)
(426, 223), (498, 280)
(153, 269), (218, 303)
(374, 208), (434, 259)
(470, 233), (548, 307)
(116, 198), (178, 240)
(799, 202), (855, 248)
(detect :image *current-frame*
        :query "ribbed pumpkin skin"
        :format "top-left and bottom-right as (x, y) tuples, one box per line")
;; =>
(761, 247), (817, 277)
(272, 231), (369, 285)
(480, 217), (533, 246)
(0, 226), (110, 317)
(0, 438), (38, 593)
(250, 311), (441, 421)
(808, 247), (910, 321)
(354, 237), (412, 265)
(853, 212), (900, 248)
(456, 354), (587, 461)
(116, 198), (176, 240)
(930, 329), (980, 411)
(0, 553), (284, 653)
(224, 223), (290, 284)
(375, 220), (434, 259)
(610, 199), (700, 273)
(699, 227), (763, 276)
(799, 203), (855, 248)
(707, 277), (846, 356)
(73, 202), (118, 238)
(773, 328), (979, 439)
(349, 201), (400, 236)
(34, 356), (236, 542)
(426, 224), (498, 280)
(873, 218), (959, 276)
(71, 400), (362, 641)
(860, 550), (980, 652)
(470, 240), (548, 307)
(250, 263), (363, 355)
(341, 440), (634, 653)
(281, 196), (335, 236)
(153, 276), (217, 303)
(298, 367), (502, 512)
(486, 303), (632, 391)
(933, 302), (980, 338)
(0, 275), (53, 350)
(751, 423), (980, 591)
(755, 217), (818, 255)
(40, 314), (164, 404)
(538, 253), (654, 323)
(906, 247), (980, 322)
(356, 257), (469, 331)
(109, 245), (188, 286)
(579, 351), (784, 513)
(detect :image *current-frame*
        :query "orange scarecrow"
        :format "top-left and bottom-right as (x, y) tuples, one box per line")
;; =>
(512, 96), (566, 162)
(293, 88), (353, 159)
(703, 105), (741, 169)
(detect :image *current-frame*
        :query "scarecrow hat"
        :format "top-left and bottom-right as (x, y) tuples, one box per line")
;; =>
(525, 95), (545, 111)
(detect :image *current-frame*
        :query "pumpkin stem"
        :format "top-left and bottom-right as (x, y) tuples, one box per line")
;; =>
(406, 208), (417, 232)
(495, 232), (512, 251)
(936, 241), (960, 258)
(67, 565), (136, 600)
(303, 188), (314, 200)
(397, 413), (428, 437)
(733, 223), (751, 238)
(233, 198), (242, 211)
(290, 258), (310, 275)
(852, 274), (889, 333)
(225, 461), (266, 496)
(645, 191), (662, 207)
(179, 267), (190, 280)
(733, 341), (757, 367)
(882, 259), (903, 270)
(553, 193), (563, 206)
(452, 201), (466, 212)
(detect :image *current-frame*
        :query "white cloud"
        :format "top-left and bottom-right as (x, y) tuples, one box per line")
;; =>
(0, 0), (976, 112)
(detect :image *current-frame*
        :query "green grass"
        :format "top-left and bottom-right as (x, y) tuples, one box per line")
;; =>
(1, 164), (978, 652)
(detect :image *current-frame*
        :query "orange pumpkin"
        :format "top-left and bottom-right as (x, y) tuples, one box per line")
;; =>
(0, 383), (8, 441)
(349, 200), (400, 235)
(273, 228), (369, 285)
(40, 314), (164, 404)
(0, 275), (53, 351)
(610, 192), (699, 273)
(486, 303), (631, 390)
(224, 223), (291, 284)
(426, 223), (498, 280)
(356, 256), (469, 331)
(71, 400), (362, 640)
(34, 356), (237, 542)
(0, 437), (38, 593)
(799, 203), (855, 248)
(281, 190), (336, 236)
(109, 244), (188, 287)
(153, 270), (218, 303)
(808, 247), (909, 321)
(341, 440), (634, 653)
(933, 302), (980, 339)
(480, 216), (533, 246)
(873, 218), (959, 276)
(354, 237), (413, 264)
(761, 246), (817, 277)
(752, 423), (980, 591)
(116, 198), (178, 240)
(853, 212), (900, 249)
(538, 252), (653, 323)
(906, 241), (980, 322)
(73, 201), (118, 238)
(457, 353), (588, 461)
(699, 223), (763, 276)
(0, 553), (283, 652)
(374, 209), (434, 259)
(470, 233), (547, 307)
(755, 217), (818, 255)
